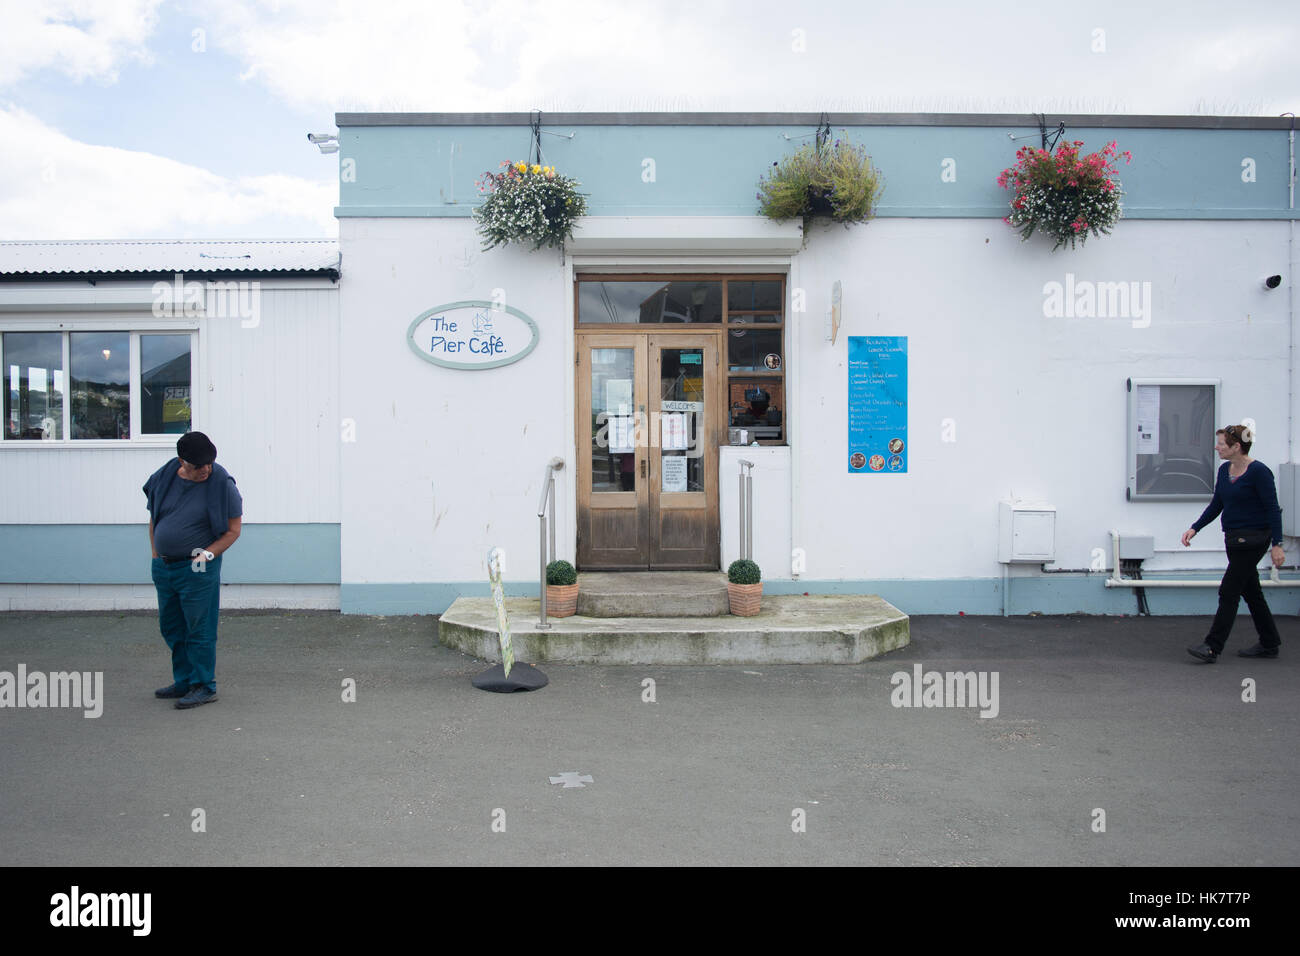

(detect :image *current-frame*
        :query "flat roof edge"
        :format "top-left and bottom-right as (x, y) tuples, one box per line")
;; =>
(0, 269), (341, 282)
(335, 111), (1297, 130)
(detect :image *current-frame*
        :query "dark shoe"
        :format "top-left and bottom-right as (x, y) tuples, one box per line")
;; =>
(1187, 643), (1218, 663)
(155, 682), (190, 699)
(1237, 643), (1279, 658)
(175, 686), (218, 709)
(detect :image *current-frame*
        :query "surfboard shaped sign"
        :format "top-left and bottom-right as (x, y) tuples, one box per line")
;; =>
(407, 300), (540, 370)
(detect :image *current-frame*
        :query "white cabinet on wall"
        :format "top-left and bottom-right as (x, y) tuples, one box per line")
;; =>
(998, 499), (1056, 563)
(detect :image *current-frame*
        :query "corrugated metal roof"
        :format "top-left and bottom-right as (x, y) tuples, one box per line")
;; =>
(0, 239), (340, 277)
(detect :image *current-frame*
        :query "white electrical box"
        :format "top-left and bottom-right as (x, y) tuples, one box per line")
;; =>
(998, 499), (1056, 563)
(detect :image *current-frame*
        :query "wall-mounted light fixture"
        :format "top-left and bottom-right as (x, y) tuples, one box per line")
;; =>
(307, 133), (339, 154)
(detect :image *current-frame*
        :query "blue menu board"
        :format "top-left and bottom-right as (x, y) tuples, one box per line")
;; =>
(848, 336), (907, 474)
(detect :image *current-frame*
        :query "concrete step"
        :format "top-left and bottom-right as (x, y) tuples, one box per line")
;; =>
(439, 594), (910, 665)
(576, 572), (729, 617)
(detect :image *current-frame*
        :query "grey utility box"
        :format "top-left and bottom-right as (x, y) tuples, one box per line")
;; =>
(998, 499), (1056, 563)
(1118, 535), (1155, 560)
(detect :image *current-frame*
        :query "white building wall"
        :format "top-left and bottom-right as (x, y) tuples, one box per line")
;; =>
(339, 215), (1294, 594)
(0, 279), (340, 525)
(339, 219), (573, 589)
(793, 217), (1292, 580)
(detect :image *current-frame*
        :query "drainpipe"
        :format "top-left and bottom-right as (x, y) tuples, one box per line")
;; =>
(1288, 114), (1296, 469)
(789, 257), (801, 583)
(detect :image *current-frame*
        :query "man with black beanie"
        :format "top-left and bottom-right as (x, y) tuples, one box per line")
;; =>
(143, 432), (242, 709)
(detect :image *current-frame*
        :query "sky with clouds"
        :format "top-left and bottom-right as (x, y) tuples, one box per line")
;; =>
(1, 0), (1296, 241)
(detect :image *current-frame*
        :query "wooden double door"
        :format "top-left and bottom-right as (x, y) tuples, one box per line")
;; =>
(577, 331), (721, 569)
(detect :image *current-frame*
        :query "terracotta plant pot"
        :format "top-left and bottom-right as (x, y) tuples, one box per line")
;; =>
(727, 582), (762, 617)
(546, 583), (578, 617)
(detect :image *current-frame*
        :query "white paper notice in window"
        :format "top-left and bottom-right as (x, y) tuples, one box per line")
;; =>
(661, 455), (687, 492)
(1136, 385), (1160, 455)
(609, 415), (634, 453)
(661, 412), (688, 451)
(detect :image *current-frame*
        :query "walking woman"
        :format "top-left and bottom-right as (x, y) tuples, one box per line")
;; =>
(1181, 424), (1284, 662)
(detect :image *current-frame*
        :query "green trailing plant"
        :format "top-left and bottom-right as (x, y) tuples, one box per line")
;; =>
(996, 139), (1131, 251)
(727, 559), (761, 585)
(473, 160), (588, 252)
(545, 559), (577, 587)
(757, 139), (882, 233)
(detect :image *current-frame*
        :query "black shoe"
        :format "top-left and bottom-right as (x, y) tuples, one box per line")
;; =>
(175, 686), (218, 709)
(155, 682), (190, 698)
(1237, 643), (1279, 658)
(1187, 643), (1218, 663)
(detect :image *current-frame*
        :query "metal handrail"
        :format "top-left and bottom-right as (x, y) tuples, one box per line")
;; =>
(537, 457), (565, 628)
(738, 459), (755, 561)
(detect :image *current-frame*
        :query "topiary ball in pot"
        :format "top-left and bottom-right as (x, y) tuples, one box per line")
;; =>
(727, 559), (762, 616)
(545, 559), (579, 617)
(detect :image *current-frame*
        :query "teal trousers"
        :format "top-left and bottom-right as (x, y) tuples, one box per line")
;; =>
(151, 554), (222, 692)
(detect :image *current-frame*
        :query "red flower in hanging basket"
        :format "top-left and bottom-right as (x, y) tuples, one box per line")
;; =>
(996, 139), (1131, 251)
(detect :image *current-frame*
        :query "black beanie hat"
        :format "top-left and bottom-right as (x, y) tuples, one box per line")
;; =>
(177, 431), (217, 466)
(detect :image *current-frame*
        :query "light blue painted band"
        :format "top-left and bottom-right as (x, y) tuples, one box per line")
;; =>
(0, 524), (341, 584)
(342, 575), (1300, 617)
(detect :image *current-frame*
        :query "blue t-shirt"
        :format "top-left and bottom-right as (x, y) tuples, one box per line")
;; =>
(1191, 461), (1284, 547)
(152, 468), (243, 557)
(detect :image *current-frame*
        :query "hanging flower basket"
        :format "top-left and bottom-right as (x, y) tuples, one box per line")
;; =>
(473, 161), (588, 252)
(997, 140), (1132, 251)
(756, 139), (882, 234)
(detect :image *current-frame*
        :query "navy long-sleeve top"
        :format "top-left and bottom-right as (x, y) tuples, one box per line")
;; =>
(1191, 461), (1284, 547)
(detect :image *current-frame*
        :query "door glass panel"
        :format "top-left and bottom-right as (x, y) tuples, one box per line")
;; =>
(659, 347), (704, 492)
(591, 347), (636, 493)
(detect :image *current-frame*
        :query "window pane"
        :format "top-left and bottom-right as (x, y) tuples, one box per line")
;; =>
(142, 334), (192, 434)
(591, 348), (636, 493)
(659, 347), (704, 492)
(4, 332), (64, 440)
(728, 280), (782, 312)
(728, 328), (782, 372)
(729, 380), (784, 443)
(71, 332), (130, 439)
(578, 280), (722, 324)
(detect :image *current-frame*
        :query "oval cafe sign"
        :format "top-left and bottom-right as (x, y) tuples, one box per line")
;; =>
(406, 300), (539, 370)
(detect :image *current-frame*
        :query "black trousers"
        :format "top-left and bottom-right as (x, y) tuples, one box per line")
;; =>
(1205, 533), (1282, 653)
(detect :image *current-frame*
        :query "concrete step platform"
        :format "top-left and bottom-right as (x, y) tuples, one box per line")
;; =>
(576, 572), (729, 617)
(439, 593), (910, 665)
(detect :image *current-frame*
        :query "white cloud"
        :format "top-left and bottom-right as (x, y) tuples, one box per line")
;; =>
(185, 0), (1300, 116)
(191, 0), (735, 112)
(0, 0), (165, 88)
(0, 105), (337, 238)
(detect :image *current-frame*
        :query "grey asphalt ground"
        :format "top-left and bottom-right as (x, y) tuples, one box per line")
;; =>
(0, 609), (1296, 866)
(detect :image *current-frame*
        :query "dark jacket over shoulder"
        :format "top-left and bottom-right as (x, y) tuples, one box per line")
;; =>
(143, 458), (241, 542)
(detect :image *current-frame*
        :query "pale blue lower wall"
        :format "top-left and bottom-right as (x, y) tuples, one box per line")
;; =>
(342, 574), (1300, 617)
(0, 524), (340, 584)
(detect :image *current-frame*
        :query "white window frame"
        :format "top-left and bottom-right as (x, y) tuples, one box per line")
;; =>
(0, 317), (199, 447)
